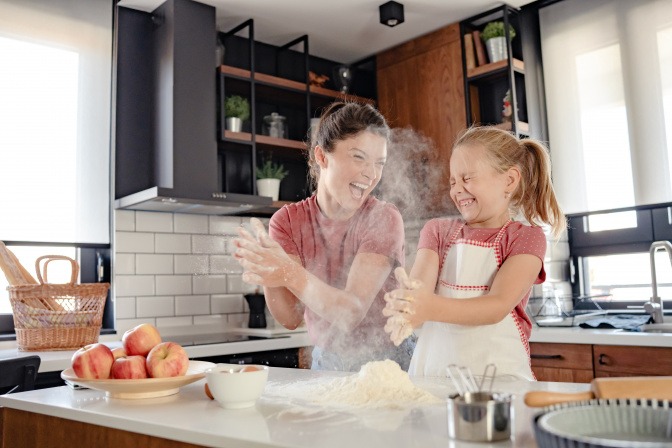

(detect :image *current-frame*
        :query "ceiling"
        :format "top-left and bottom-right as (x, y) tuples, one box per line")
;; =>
(118, 0), (533, 63)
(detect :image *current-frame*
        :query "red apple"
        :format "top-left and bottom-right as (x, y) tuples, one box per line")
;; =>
(111, 347), (127, 360)
(110, 355), (148, 379)
(146, 342), (189, 378)
(71, 343), (115, 379)
(122, 323), (162, 357)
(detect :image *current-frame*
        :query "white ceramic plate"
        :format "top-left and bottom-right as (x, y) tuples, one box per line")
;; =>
(61, 360), (215, 399)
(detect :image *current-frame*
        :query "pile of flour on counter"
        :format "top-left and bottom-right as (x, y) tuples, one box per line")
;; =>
(266, 359), (441, 409)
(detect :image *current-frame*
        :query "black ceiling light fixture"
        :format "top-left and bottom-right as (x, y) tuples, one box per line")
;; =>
(379, 1), (404, 27)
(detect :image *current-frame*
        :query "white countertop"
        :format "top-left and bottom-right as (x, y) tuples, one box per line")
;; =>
(0, 327), (312, 373)
(0, 365), (589, 448)
(529, 326), (672, 346)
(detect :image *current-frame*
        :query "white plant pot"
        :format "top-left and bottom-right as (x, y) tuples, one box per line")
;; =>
(226, 117), (242, 132)
(485, 36), (508, 63)
(257, 178), (281, 201)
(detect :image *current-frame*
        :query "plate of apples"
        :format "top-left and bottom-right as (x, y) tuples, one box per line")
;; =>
(61, 323), (215, 399)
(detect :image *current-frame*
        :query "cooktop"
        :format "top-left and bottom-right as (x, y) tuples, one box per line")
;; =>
(168, 333), (289, 347)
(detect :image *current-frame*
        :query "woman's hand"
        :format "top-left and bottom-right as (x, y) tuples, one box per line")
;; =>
(383, 267), (425, 345)
(233, 218), (299, 288)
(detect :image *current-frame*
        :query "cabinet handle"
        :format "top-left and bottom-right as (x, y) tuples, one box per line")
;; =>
(530, 354), (563, 360)
(598, 354), (608, 365)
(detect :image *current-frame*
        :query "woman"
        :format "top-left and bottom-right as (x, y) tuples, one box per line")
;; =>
(234, 102), (414, 371)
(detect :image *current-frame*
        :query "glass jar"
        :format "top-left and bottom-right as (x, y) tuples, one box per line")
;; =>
(262, 113), (286, 139)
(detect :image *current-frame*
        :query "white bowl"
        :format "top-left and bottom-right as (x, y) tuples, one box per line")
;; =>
(205, 364), (269, 409)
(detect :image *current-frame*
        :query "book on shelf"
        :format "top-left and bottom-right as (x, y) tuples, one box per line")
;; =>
(472, 30), (487, 66)
(463, 34), (476, 70)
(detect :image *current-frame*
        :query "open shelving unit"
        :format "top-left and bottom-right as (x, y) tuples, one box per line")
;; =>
(460, 5), (529, 137)
(217, 20), (377, 213)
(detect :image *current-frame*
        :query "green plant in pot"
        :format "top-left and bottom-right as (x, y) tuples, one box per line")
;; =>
(256, 160), (288, 201)
(224, 95), (250, 132)
(481, 21), (516, 63)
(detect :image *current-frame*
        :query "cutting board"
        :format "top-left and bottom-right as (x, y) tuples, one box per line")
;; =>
(525, 376), (672, 407)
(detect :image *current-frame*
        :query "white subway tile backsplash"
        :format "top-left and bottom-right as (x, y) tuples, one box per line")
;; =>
(114, 296), (136, 319)
(192, 235), (228, 254)
(115, 210), (135, 231)
(156, 316), (193, 328)
(156, 275), (192, 296)
(227, 313), (248, 326)
(175, 295), (210, 316)
(175, 214), (209, 234)
(114, 253), (135, 275)
(227, 275), (257, 294)
(116, 318), (155, 336)
(174, 255), (209, 275)
(137, 295), (174, 318)
(192, 275), (228, 295)
(548, 241), (570, 261)
(116, 232), (155, 253)
(155, 233), (191, 254)
(211, 294), (245, 314)
(136, 254), (173, 275)
(115, 275), (155, 297)
(193, 314), (229, 328)
(136, 211), (173, 233)
(210, 255), (243, 274)
(209, 216), (242, 235)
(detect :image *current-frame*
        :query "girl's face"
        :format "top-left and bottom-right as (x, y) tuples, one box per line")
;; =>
(316, 131), (387, 220)
(449, 143), (518, 228)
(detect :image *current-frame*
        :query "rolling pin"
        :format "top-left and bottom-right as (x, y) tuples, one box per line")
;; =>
(524, 376), (672, 407)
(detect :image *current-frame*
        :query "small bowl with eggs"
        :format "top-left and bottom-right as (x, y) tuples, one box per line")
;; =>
(205, 364), (269, 409)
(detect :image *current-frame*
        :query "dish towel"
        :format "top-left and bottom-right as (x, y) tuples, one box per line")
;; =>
(579, 314), (652, 331)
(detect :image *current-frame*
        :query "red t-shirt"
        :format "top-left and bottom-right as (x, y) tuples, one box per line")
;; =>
(269, 195), (405, 354)
(418, 218), (547, 339)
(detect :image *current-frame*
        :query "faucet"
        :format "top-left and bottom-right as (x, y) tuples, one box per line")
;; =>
(646, 241), (672, 324)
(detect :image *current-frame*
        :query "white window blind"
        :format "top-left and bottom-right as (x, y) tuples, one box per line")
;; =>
(0, 0), (111, 244)
(540, 0), (672, 215)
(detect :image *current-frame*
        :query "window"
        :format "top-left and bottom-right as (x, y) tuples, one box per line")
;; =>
(0, 0), (113, 335)
(541, 0), (672, 311)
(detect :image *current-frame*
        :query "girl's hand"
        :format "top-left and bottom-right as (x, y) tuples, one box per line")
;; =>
(383, 267), (424, 346)
(233, 218), (298, 288)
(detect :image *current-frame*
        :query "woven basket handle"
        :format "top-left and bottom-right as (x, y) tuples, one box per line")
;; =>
(35, 255), (79, 285)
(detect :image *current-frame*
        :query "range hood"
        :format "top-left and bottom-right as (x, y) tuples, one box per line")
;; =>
(114, 0), (270, 216)
(114, 187), (271, 215)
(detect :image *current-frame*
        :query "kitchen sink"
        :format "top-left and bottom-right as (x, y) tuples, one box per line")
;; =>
(639, 323), (672, 333)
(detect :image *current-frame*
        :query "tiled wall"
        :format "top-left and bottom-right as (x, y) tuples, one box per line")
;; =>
(113, 210), (268, 336)
(112, 211), (571, 335)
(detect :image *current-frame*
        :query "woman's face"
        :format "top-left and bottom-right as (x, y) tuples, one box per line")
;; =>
(316, 130), (387, 219)
(449, 143), (514, 228)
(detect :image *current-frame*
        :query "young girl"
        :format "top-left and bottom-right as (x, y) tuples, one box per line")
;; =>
(384, 126), (566, 380)
(234, 102), (414, 372)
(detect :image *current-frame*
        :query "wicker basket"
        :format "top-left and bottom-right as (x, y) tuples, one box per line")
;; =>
(8, 255), (109, 351)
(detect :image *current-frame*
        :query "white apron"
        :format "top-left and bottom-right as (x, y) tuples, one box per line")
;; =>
(408, 221), (534, 380)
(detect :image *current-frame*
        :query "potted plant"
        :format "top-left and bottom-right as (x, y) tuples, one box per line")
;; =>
(481, 21), (516, 63)
(256, 159), (288, 201)
(224, 95), (250, 132)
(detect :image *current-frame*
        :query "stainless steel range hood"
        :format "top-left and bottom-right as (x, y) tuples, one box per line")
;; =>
(114, 187), (272, 215)
(114, 0), (270, 216)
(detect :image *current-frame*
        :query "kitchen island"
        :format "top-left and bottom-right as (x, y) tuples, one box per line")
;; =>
(0, 365), (588, 448)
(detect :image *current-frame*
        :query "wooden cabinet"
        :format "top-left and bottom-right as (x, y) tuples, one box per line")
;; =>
(531, 342), (672, 382)
(593, 345), (672, 377)
(459, 5), (529, 138)
(530, 342), (594, 383)
(218, 21), (376, 213)
(377, 23), (465, 217)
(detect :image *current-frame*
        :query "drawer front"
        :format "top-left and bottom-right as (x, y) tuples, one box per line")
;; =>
(593, 345), (672, 376)
(530, 343), (593, 370)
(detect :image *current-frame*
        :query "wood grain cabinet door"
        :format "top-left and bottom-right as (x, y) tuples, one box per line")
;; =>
(593, 345), (672, 377)
(376, 23), (465, 217)
(530, 342), (594, 383)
